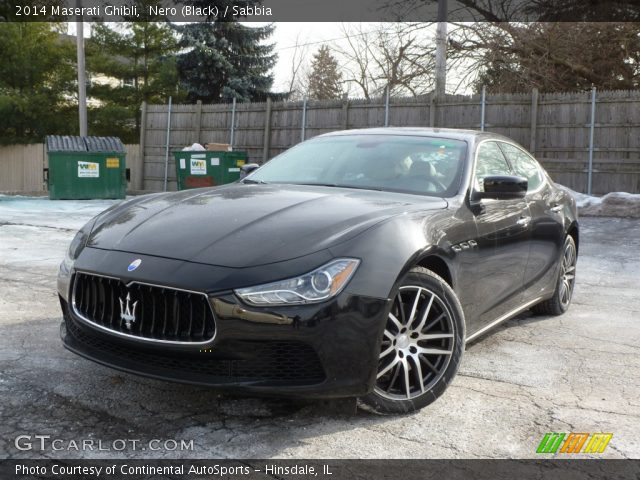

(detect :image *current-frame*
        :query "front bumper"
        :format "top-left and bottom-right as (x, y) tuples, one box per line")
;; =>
(60, 287), (390, 399)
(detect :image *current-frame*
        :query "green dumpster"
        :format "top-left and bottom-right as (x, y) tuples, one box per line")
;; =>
(174, 150), (248, 190)
(46, 136), (127, 200)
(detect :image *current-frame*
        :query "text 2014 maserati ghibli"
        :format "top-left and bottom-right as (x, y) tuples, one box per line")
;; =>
(58, 128), (578, 414)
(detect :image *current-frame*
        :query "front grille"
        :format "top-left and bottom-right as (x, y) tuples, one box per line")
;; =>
(72, 272), (216, 343)
(65, 318), (326, 385)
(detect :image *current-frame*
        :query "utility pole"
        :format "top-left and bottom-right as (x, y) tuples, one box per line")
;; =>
(434, 0), (448, 99)
(76, 16), (88, 137)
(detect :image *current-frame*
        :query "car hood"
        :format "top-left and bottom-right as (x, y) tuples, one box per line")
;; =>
(88, 184), (447, 268)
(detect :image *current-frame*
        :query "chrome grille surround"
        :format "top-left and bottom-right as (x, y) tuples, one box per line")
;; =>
(71, 271), (217, 345)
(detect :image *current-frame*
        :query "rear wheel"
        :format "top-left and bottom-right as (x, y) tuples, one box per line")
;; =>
(532, 235), (577, 316)
(360, 268), (465, 415)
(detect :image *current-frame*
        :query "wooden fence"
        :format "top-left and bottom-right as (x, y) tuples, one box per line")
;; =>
(0, 144), (142, 194)
(142, 89), (640, 194)
(0, 144), (45, 193)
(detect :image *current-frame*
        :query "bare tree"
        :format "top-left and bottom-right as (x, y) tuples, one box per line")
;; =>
(335, 23), (438, 99)
(449, 22), (640, 92)
(378, 0), (629, 23)
(283, 32), (311, 100)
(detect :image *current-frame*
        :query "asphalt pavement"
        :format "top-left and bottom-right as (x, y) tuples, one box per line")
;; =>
(0, 196), (638, 459)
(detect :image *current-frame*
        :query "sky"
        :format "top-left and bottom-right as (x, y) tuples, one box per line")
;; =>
(68, 22), (354, 93)
(260, 22), (451, 95)
(67, 22), (457, 95)
(262, 22), (370, 92)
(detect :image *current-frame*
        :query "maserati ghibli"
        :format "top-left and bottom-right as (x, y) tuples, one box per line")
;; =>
(58, 128), (578, 414)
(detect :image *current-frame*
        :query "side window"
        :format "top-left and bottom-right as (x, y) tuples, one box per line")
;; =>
(499, 142), (544, 192)
(474, 141), (512, 192)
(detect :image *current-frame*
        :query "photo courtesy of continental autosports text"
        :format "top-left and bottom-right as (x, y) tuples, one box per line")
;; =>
(14, 462), (333, 477)
(0, 0), (639, 479)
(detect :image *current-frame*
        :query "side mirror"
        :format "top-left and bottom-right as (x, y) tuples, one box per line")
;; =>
(472, 175), (528, 201)
(240, 163), (260, 179)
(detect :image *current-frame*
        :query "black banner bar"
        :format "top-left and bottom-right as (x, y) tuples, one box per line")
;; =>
(1, 459), (639, 480)
(2, 0), (640, 22)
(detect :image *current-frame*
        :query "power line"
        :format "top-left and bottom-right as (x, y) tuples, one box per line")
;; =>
(273, 23), (438, 52)
(273, 29), (379, 52)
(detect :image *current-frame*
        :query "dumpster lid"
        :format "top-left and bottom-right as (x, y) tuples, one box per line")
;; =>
(84, 136), (126, 153)
(46, 135), (125, 153)
(46, 136), (86, 152)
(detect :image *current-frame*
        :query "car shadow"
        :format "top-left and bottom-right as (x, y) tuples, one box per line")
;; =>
(1, 317), (406, 459)
(464, 309), (551, 348)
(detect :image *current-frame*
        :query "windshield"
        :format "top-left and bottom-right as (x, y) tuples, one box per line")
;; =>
(246, 134), (468, 197)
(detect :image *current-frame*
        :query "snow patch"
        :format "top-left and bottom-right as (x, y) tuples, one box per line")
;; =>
(0, 195), (123, 230)
(0, 196), (124, 269)
(561, 187), (640, 218)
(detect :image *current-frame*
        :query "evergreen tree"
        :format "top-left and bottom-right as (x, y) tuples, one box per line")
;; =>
(0, 23), (76, 143)
(87, 2), (183, 141)
(307, 45), (342, 100)
(176, 21), (278, 102)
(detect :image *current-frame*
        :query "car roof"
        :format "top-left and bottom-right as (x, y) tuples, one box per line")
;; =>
(318, 127), (515, 144)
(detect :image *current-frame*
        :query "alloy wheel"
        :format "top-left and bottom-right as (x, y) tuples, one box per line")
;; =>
(374, 286), (455, 400)
(559, 241), (577, 308)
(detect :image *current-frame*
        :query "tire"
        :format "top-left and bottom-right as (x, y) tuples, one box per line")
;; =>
(359, 267), (465, 415)
(532, 235), (577, 316)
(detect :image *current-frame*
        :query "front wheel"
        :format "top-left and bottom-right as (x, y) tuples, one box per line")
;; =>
(359, 268), (465, 415)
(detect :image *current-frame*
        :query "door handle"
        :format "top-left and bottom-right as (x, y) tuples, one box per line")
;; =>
(516, 216), (531, 227)
(550, 205), (563, 213)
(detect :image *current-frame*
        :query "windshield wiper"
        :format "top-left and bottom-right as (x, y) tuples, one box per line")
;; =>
(242, 179), (268, 184)
(297, 182), (340, 187)
(296, 183), (384, 191)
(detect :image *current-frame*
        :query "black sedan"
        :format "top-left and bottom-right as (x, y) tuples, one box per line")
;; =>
(58, 128), (578, 414)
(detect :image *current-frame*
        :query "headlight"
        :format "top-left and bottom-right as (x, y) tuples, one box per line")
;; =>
(65, 219), (95, 263)
(235, 258), (360, 306)
(59, 220), (94, 301)
(67, 227), (90, 261)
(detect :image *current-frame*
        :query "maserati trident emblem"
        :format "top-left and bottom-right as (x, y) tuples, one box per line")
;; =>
(119, 293), (138, 330)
